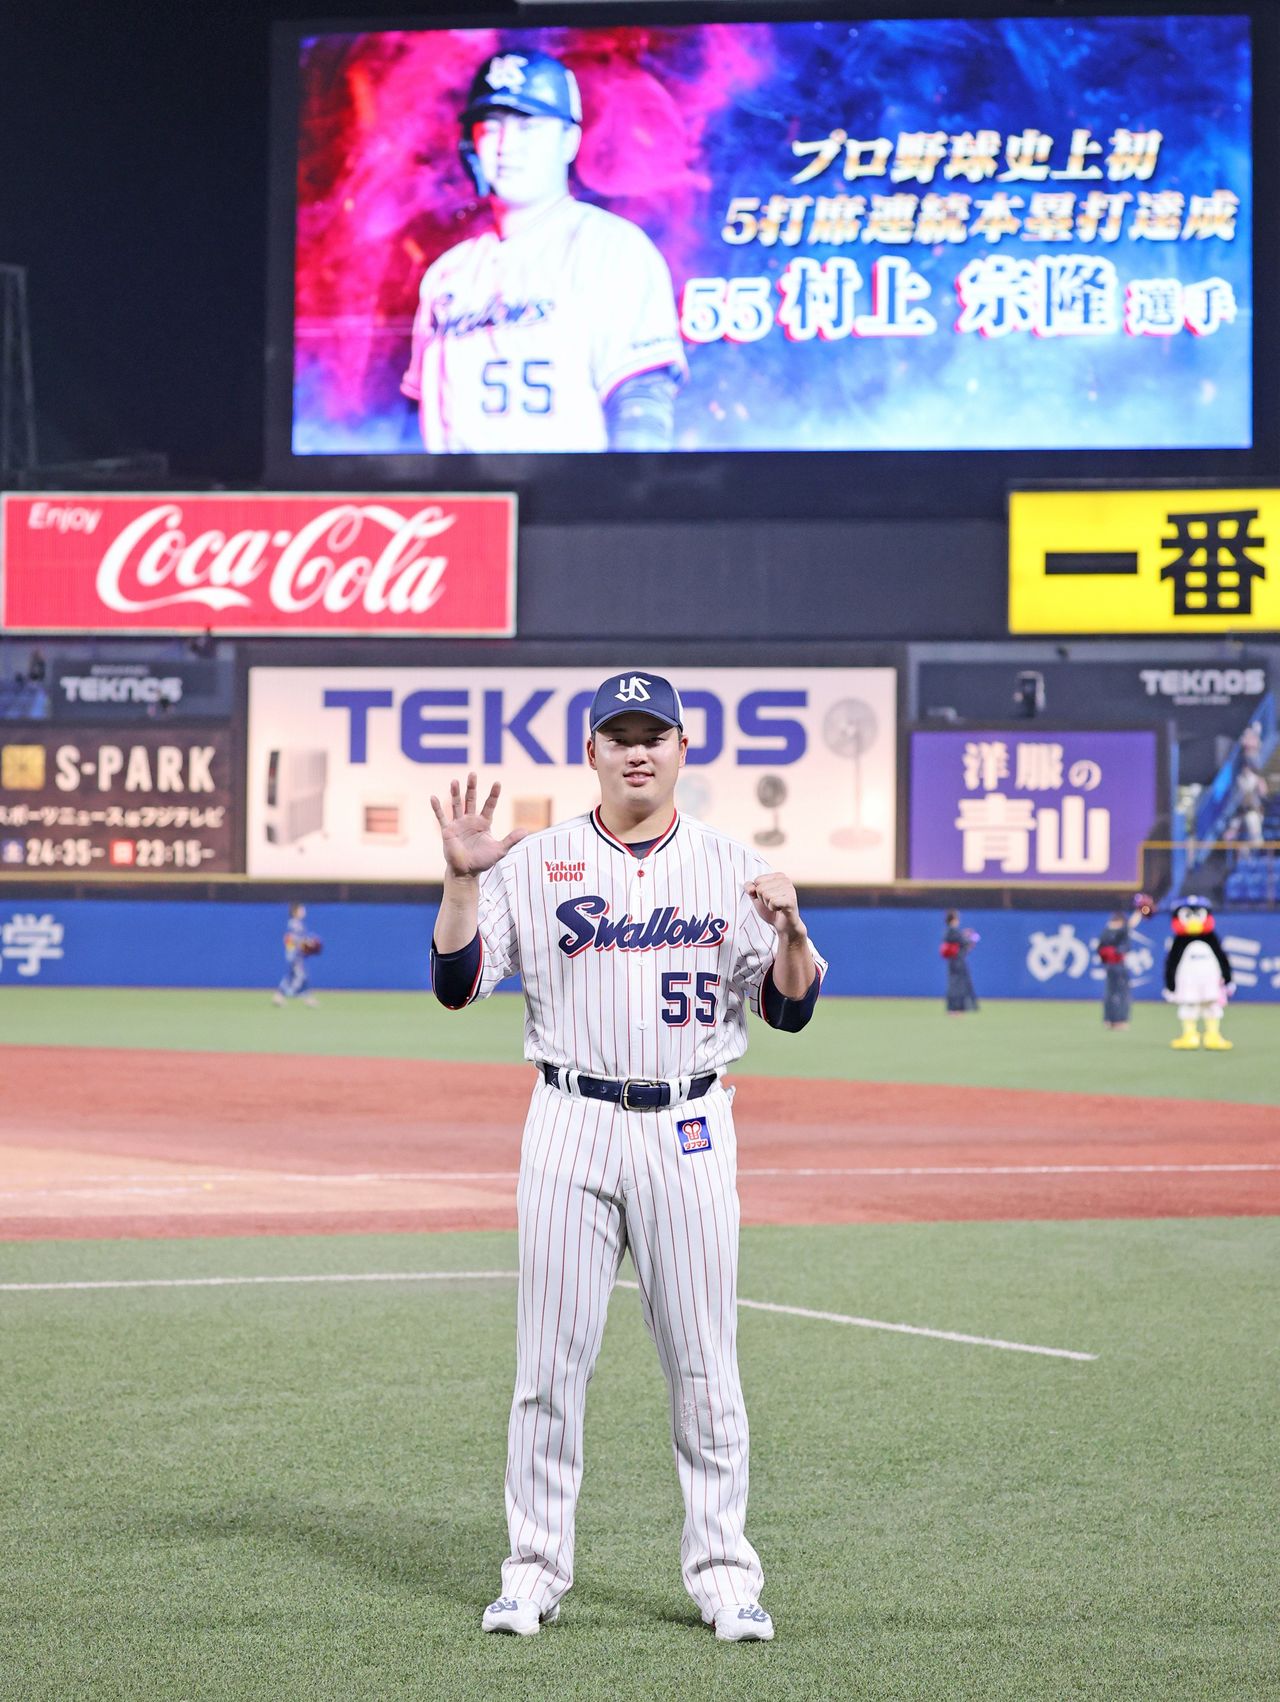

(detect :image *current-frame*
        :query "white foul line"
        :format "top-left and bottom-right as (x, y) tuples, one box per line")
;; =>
(0, 1161), (1273, 1203)
(743, 1163), (1280, 1178)
(743, 1296), (1094, 1360)
(613, 1281), (1096, 1362)
(0, 1268), (1096, 1361)
(0, 1270), (520, 1292)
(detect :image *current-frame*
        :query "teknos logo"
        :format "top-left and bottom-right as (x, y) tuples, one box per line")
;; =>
(0, 493), (516, 635)
(1138, 667), (1267, 704)
(321, 683), (810, 766)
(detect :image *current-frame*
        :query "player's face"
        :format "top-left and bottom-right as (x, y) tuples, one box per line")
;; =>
(471, 111), (579, 208)
(588, 715), (687, 815)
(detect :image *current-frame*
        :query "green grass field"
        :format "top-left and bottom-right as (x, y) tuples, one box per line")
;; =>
(1, 986), (1275, 1102)
(3, 1220), (1278, 1701)
(2, 990), (1277, 1699)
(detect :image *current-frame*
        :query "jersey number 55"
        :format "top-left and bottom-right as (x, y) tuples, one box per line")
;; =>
(482, 358), (553, 415)
(661, 971), (720, 1027)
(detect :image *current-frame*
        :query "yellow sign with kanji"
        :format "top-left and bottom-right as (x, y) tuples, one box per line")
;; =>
(1009, 489), (1280, 633)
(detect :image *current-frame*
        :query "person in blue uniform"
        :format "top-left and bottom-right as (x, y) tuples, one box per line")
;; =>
(1095, 896), (1150, 1029)
(273, 901), (318, 1007)
(941, 909), (979, 1013)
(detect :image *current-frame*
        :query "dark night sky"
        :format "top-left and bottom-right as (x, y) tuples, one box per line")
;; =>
(0, 1), (487, 481)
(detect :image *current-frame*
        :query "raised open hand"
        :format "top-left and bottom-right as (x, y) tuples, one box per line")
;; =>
(430, 773), (527, 877)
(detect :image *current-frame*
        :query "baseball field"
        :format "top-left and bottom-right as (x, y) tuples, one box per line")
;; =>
(2, 988), (1277, 1700)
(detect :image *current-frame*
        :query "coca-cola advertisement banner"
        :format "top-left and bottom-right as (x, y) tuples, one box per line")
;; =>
(0, 492), (516, 635)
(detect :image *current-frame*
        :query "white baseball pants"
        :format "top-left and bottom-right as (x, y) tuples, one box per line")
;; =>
(498, 1077), (763, 1618)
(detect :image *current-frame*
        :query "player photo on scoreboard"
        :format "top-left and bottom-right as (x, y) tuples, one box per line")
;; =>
(288, 15), (1250, 456)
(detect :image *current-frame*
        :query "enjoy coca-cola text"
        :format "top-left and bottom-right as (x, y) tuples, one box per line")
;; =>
(92, 502), (456, 615)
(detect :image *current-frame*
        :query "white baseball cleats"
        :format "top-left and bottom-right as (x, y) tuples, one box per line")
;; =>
(480, 1594), (773, 1640)
(711, 1602), (775, 1642)
(481, 1596), (560, 1636)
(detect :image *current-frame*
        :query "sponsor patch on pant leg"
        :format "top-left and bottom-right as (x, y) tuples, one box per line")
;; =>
(678, 1115), (712, 1155)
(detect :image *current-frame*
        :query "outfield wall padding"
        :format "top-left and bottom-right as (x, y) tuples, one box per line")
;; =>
(1, 900), (1277, 1002)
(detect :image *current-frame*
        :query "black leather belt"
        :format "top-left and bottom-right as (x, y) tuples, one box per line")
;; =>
(540, 1063), (717, 1112)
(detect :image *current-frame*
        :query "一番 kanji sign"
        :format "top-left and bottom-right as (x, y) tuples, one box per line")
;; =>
(1009, 488), (1280, 633)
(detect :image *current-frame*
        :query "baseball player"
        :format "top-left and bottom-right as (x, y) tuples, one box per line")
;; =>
(273, 901), (317, 1008)
(402, 49), (687, 453)
(1095, 895), (1150, 1030)
(940, 909), (979, 1013)
(429, 671), (825, 1643)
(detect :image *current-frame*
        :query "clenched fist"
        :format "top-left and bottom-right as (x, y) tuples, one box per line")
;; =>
(744, 872), (807, 942)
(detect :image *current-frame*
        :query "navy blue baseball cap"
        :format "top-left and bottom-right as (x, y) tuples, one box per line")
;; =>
(589, 671), (684, 734)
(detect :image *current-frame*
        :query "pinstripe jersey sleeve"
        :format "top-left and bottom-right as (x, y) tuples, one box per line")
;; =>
(474, 861), (521, 998)
(733, 853), (829, 1019)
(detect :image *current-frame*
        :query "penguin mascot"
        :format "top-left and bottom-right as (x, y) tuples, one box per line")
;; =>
(1164, 897), (1235, 1051)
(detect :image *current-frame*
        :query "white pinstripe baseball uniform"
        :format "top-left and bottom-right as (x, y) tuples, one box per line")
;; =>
(401, 198), (686, 454)
(440, 805), (826, 1620)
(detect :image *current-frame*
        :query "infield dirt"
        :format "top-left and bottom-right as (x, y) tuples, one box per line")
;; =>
(2, 1047), (1276, 1239)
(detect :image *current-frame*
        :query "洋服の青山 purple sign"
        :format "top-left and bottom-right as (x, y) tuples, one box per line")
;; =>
(909, 729), (1158, 884)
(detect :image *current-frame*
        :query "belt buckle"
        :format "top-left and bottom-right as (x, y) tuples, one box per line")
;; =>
(621, 1078), (663, 1111)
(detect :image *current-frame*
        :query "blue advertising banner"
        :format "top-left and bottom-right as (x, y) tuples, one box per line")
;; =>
(0, 902), (434, 993)
(909, 729), (1159, 884)
(1, 899), (1276, 1002)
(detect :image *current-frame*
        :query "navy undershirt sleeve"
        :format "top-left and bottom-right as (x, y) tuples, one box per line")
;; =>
(761, 961), (821, 1032)
(430, 931), (481, 1009)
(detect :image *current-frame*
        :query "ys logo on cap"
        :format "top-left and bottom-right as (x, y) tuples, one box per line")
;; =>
(678, 1116), (711, 1155)
(615, 675), (652, 703)
(485, 55), (529, 93)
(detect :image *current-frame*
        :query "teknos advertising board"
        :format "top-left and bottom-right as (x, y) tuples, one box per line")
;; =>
(246, 668), (896, 883)
(0, 493), (516, 635)
(0, 728), (235, 873)
(48, 656), (235, 722)
(917, 659), (1268, 729)
(909, 728), (1159, 885)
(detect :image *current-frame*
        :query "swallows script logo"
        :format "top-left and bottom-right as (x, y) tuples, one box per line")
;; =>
(555, 895), (727, 957)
